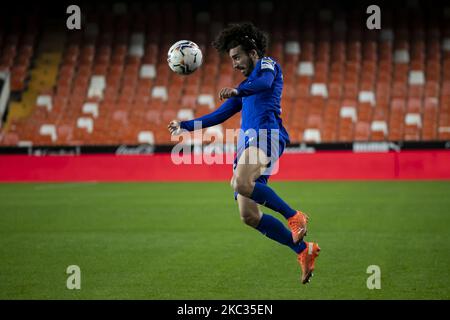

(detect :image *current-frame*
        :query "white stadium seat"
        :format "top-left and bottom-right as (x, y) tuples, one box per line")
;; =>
(36, 95), (52, 111)
(394, 49), (409, 63)
(17, 140), (33, 147)
(140, 64), (156, 79)
(409, 71), (425, 85)
(77, 117), (94, 134)
(285, 41), (300, 55)
(443, 38), (450, 51)
(82, 102), (99, 118)
(358, 91), (376, 106)
(138, 131), (155, 145)
(152, 86), (168, 101)
(303, 129), (321, 143)
(128, 44), (144, 57)
(371, 121), (388, 136)
(90, 75), (106, 89)
(310, 83), (328, 98)
(39, 124), (57, 142)
(87, 75), (106, 99)
(340, 106), (357, 122)
(177, 109), (194, 121)
(297, 62), (314, 76)
(405, 113), (422, 127)
(197, 94), (215, 109)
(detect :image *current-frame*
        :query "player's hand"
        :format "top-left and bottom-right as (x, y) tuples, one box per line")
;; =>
(168, 120), (181, 135)
(219, 87), (238, 100)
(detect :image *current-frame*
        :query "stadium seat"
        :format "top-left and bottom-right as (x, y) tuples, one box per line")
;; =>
(404, 113), (422, 140)
(310, 83), (328, 98)
(152, 86), (168, 101)
(358, 91), (376, 106)
(140, 64), (156, 79)
(371, 121), (388, 141)
(77, 117), (94, 134)
(177, 109), (194, 121)
(39, 124), (57, 143)
(36, 94), (53, 112)
(82, 102), (99, 118)
(340, 105), (357, 123)
(137, 131), (155, 145)
(297, 62), (314, 76)
(354, 121), (370, 141)
(303, 128), (321, 143)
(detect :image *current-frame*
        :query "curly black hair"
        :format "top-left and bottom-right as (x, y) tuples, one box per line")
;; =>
(212, 22), (269, 58)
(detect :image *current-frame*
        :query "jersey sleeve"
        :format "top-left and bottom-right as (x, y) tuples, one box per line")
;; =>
(179, 97), (242, 131)
(235, 71), (275, 97)
(260, 57), (276, 74)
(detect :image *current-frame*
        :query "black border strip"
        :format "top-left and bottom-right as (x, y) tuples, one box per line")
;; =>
(0, 141), (449, 155)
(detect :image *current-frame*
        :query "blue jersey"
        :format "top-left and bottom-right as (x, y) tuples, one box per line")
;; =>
(236, 57), (290, 146)
(180, 57), (290, 151)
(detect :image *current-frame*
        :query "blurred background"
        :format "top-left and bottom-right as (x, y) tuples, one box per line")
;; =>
(0, 0), (449, 149)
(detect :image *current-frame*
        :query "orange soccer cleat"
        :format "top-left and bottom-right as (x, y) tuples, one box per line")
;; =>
(297, 242), (321, 284)
(287, 211), (309, 243)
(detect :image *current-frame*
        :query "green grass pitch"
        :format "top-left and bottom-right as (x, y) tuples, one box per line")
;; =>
(0, 181), (449, 299)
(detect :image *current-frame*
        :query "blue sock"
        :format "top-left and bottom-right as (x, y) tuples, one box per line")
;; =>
(256, 214), (306, 254)
(250, 182), (297, 219)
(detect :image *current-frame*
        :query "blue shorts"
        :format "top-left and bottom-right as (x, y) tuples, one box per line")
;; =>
(233, 129), (286, 200)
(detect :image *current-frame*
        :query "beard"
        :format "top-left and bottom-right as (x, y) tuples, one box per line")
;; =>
(243, 59), (255, 77)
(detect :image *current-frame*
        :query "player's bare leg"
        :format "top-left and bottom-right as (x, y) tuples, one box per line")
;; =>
(236, 194), (262, 228)
(231, 146), (269, 197)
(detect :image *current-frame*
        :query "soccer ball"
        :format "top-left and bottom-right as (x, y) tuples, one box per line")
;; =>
(167, 40), (203, 75)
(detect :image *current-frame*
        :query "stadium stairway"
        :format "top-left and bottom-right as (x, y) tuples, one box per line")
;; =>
(2, 23), (65, 146)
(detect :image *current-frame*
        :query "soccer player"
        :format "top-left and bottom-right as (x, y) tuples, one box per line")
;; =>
(168, 23), (320, 284)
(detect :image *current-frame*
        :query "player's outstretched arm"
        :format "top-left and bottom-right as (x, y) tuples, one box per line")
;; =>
(167, 97), (242, 134)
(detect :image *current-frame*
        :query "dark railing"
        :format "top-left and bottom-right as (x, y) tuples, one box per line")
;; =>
(0, 141), (449, 156)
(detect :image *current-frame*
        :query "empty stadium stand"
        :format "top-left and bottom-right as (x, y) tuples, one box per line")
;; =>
(0, 0), (449, 146)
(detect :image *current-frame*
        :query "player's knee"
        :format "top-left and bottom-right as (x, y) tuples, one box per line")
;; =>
(240, 213), (260, 228)
(233, 176), (254, 196)
(230, 176), (235, 189)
